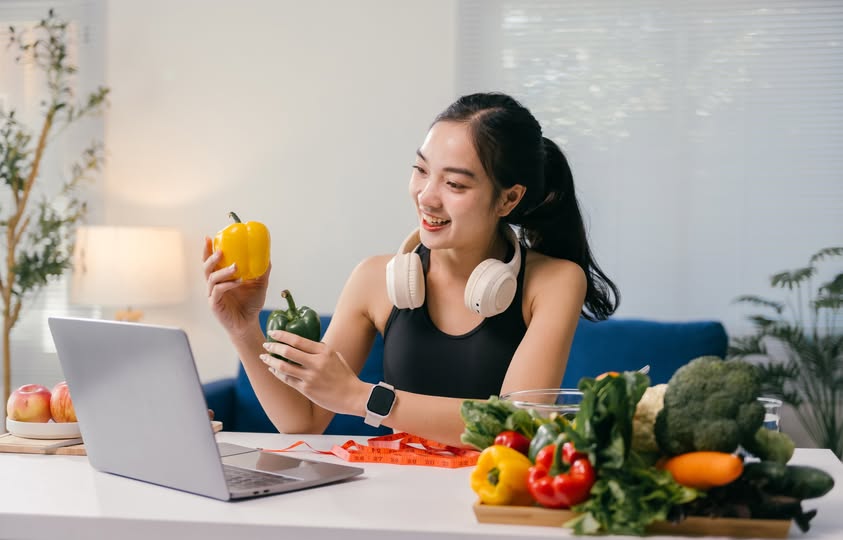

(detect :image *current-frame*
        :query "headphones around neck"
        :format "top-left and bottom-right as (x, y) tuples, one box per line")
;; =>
(385, 226), (522, 318)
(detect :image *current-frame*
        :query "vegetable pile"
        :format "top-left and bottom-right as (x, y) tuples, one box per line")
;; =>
(461, 356), (836, 536)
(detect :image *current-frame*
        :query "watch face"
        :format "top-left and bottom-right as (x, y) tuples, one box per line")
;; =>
(367, 385), (395, 416)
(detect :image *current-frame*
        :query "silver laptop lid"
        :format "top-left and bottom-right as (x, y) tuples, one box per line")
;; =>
(48, 316), (230, 500)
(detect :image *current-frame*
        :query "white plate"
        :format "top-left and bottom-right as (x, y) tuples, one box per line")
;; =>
(6, 418), (81, 440)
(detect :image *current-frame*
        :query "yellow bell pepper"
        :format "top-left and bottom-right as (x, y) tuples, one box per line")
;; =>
(213, 211), (270, 280)
(470, 444), (534, 506)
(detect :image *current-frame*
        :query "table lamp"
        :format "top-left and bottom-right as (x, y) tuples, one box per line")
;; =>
(70, 226), (187, 321)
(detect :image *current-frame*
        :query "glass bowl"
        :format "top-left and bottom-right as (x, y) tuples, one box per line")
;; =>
(500, 388), (583, 419)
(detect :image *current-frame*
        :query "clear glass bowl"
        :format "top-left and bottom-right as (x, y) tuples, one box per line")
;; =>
(500, 388), (583, 419)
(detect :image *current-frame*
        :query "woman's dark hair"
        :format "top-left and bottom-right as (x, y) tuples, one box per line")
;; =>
(434, 92), (619, 321)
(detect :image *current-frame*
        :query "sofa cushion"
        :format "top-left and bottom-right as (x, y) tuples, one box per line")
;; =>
(562, 318), (728, 387)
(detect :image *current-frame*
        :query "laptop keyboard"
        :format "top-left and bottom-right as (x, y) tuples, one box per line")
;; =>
(223, 464), (297, 490)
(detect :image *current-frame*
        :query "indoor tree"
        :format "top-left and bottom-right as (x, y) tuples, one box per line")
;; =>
(729, 247), (843, 458)
(1, 9), (109, 406)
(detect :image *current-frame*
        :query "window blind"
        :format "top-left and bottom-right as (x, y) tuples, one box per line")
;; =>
(457, 0), (843, 332)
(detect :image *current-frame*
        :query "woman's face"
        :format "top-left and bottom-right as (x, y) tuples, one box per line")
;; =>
(410, 121), (516, 250)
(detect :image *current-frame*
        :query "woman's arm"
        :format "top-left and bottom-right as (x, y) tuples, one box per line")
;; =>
(229, 323), (322, 433)
(260, 255), (471, 443)
(204, 238), (325, 433)
(262, 251), (586, 446)
(500, 254), (587, 395)
(254, 255), (392, 433)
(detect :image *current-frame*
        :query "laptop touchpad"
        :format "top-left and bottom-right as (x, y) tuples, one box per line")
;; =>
(223, 451), (360, 482)
(222, 451), (314, 478)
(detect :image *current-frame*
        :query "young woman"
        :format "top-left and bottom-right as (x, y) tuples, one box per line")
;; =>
(203, 92), (619, 447)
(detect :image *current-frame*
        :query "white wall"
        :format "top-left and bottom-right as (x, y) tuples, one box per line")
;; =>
(102, 0), (458, 381)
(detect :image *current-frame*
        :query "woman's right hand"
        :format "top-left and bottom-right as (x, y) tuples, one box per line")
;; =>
(202, 236), (269, 339)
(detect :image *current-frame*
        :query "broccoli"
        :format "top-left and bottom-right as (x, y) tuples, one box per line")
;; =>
(654, 356), (765, 455)
(743, 428), (796, 464)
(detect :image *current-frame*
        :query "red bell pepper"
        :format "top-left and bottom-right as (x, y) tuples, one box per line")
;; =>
(561, 440), (588, 464)
(493, 430), (531, 456)
(527, 442), (595, 509)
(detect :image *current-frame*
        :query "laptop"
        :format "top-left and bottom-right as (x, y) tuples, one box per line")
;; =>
(47, 316), (364, 501)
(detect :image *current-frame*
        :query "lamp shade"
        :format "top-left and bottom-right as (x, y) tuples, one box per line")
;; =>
(71, 226), (187, 308)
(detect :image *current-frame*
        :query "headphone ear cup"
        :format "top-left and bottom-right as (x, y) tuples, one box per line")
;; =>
(464, 259), (518, 317)
(386, 252), (425, 309)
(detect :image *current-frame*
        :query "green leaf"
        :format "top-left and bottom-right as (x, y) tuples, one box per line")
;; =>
(728, 335), (766, 357)
(733, 295), (784, 313)
(819, 273), (843, 295)
(810, 247), (843, 265)
(814, 295), (842, 311)
(771, 267), (815, 290)
(748, 315), (778, 329)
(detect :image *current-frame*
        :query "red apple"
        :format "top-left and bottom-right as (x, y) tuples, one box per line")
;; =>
(6, 384), (53, 422)
(50, 381), (77, 423)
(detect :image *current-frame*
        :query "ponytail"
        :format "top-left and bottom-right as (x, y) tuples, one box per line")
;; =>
(508, 138), (620, 321)
(434, 92), (619, 321)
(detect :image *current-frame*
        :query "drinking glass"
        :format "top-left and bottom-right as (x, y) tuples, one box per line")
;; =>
(758, 396), (783, 432)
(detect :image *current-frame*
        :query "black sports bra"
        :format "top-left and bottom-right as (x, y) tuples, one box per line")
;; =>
(382, 244), (527, 398)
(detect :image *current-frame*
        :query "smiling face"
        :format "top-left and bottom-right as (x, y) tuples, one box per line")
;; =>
(410, 121), (524, 252)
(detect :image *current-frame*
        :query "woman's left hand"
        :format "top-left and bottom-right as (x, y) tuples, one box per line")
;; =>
(260, 330), (367, 416)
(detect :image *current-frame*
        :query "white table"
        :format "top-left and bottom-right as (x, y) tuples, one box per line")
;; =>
(0, 432), (841, 540)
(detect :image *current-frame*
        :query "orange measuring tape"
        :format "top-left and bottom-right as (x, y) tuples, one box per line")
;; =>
(261, 432), (480, 468)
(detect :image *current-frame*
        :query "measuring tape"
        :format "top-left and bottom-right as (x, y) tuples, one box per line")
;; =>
(261, 432), (480, 468)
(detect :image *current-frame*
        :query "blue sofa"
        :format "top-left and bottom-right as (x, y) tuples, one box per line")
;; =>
(202, 313), (727, 436)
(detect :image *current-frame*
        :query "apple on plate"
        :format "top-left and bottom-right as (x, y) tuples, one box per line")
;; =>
(50, 381), (77, 423)
(6, 384), (53, 422)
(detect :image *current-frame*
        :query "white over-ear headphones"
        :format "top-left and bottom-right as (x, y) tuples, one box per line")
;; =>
(385, 226), (522, 317)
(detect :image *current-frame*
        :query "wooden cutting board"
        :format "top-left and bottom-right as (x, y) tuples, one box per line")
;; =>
(473, 502), (792, 538)
(0, 421), (223, 456)
(0, 433), (86, 455)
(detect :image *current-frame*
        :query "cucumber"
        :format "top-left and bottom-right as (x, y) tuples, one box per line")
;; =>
(783, 465), (836, 499)
(743, 461), (835, 500)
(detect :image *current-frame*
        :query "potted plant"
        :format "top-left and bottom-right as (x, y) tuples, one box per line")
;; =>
(1, 9), (109, 407)
(728, 247), (843, 458)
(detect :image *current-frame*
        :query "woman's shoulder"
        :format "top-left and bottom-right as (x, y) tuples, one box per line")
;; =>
(342, 253), (396, 331)
(521, 250), (587, 326)
(523, 249), (586, 292)
(352, 253), (394, 276)
(344, 253), (395, 298)
(524, 249), (584, 275)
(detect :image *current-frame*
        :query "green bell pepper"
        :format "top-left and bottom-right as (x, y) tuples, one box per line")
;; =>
(265, 289), (321, 364)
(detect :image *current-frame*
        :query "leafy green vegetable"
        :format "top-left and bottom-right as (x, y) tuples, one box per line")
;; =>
(561, 372), (700, 535)
(564, 371), (649, 469)
(459, 396), (542, 450)
(566, 453), (697, 536)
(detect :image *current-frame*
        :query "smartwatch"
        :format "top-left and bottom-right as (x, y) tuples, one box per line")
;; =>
(364, 382), (396, 427)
